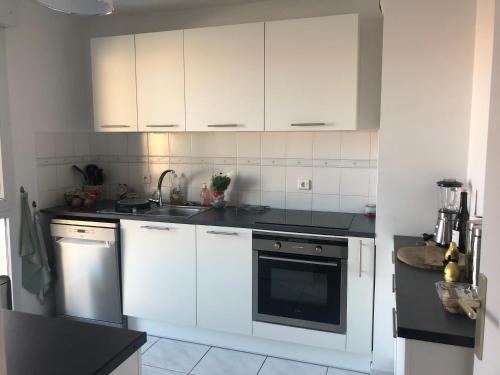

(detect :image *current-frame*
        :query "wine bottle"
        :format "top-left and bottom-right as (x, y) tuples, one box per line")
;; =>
(452, 191), (469, 252)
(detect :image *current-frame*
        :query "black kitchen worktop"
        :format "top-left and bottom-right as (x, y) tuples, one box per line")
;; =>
(41, 201), (376, 238)
(0, 308), (146, 375)
(394, 236), (475, 347)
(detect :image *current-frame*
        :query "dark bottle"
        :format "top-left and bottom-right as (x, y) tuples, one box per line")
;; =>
(452, 191), (469, 252)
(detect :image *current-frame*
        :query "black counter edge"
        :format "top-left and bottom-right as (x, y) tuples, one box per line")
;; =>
(397, 327), (474, 348)
(96, 332), (147, 375)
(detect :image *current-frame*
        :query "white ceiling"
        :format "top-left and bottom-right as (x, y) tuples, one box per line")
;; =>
(112, 0), (270, 13)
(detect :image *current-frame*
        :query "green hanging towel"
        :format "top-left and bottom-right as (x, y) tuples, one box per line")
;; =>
(19, 189), (51, 302)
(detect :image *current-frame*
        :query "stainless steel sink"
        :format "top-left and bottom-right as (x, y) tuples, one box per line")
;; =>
(146, 206), (208, 218)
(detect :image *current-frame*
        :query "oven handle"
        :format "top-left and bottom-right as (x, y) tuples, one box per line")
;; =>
(258, 255), (338, 267)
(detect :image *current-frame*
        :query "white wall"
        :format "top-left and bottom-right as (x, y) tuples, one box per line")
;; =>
(3, 0), (91, 313)
(376, 0), (475, 372)
(474, 1), (500, 373)
(466, 0), (495, 216)
(87, 0), (382, 131)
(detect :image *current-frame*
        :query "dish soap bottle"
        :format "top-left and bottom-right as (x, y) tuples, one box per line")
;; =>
(200, 183), (212, 206)
(170, 173), (182, 205)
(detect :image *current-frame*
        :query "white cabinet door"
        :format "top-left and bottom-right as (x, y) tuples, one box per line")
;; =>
(346, 237), (375, 354)
(121, 220), (196, 326)
(196, 226), (253, 335)
(265, 14), (359, 131)
(136, 31), (186, 132)
(91, 35), (138, 132)
(185, 23), (264, 132)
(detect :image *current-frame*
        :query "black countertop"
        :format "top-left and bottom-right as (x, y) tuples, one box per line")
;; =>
(394, 236), (475, 347)
(0, 309), (146, 375)
(41, 201), (376, 238)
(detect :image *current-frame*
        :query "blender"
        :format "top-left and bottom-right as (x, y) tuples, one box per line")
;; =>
(434, 179), (463, 246)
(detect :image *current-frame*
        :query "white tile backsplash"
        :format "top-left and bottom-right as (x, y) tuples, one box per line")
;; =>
(236, 165), (261, 191)
(36, 130), (378, 213)
(261, 191), (286, 209)
(341, 132), (371, 160)
(286, 132), (313, 159)
(213, 133), (237, 157)
(312, 194), (340, 212)
(237, 133), (261, 158)
(340, 168), (371, 196)
(127, 133), (148, 156)
(37, 165), (57, 192)
(108, 133), (128, 156)
(55, 133), (74, 157)
(89, 133), (107, 155)
(313, 167), (341, 195)
(286, 192), (312, 210)
(73, 133), (90, 156)
(261, 166), (286, 192)
(191, 133), (215, 157)
(340, 195), (369, 213)
(262, 133), (286, 158)
(169, 133), (190, 156)
(35, 133), (56, 158)
(313, 132), (341, 160)
(286, 166), (313, 194)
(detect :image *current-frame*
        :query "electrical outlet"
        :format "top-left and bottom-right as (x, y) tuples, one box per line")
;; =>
(142, 174), (151, 184)
(298, 179), (311, 191)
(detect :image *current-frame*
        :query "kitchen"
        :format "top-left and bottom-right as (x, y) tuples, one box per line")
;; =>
(0, 0), (499, 374)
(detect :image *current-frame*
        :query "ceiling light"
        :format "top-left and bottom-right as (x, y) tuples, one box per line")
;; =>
(37, 0), (114, 16)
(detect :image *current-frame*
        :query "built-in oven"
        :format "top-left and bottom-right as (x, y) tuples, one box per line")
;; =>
(253, 231), (348, 334)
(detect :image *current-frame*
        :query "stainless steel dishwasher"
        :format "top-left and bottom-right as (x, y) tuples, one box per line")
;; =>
(51, 219), (124, 327)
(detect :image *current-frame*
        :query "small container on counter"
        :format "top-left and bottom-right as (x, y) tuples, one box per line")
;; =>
(364, 204), (376, 217)
(435, 281), (479, 314)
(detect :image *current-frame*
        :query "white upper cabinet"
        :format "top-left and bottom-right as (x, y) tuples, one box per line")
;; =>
(265, 15), (359, 131)
(184, 23), (264, 132)
(91, 35), (138, 132)
(136, 30), (186, 132)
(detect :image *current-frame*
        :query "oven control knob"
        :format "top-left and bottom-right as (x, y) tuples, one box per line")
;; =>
(314, 246), (323, 254)
(273, 242), (282, 249)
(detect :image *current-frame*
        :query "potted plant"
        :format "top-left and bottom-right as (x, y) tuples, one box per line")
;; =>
(211, 173), (231, 208)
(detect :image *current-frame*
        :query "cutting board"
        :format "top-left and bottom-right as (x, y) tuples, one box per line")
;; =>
(397, 245), (465, 270)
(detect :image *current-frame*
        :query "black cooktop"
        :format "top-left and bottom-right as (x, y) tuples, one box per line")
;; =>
(255, 210), (354, 230)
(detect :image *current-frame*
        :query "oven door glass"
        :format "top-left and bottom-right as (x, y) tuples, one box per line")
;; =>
(256, 251), (344, 331)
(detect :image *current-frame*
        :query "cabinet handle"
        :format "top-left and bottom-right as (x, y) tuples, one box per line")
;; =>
(140, 225), (171, 231)
(290, 123), (326, 127)
(392, 308), (398, 338)
(392, 274), (396, 293)
(359, 240), (363, 277)
(207, 124), (239, 128)
(206, 230), (239, 236)
(100, 125), (131, 129)
(146, 125), (177, 128)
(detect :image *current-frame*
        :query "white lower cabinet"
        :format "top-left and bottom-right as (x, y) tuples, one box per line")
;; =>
(196, 225), (253, 335)
(395, 338), (473, 375)
(346, 237), (375, 354)
(121, 221), (375, 357)
(121, 220), (196, 326)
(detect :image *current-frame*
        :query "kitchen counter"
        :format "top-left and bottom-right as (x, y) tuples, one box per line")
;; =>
(41, 201), (376, 238)
(394, 235), (475, 347)
(0, 308), (146, 375)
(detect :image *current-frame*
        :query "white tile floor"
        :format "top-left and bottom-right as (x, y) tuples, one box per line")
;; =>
(141, 336), (366, 375)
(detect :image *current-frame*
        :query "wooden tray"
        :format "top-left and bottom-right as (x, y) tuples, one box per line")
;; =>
(397, 245), (465, 270)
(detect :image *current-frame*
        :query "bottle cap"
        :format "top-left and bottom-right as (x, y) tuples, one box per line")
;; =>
(202, 183), (207, 189)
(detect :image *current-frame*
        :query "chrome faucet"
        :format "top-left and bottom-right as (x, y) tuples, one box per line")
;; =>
(149, 169), (175, 207)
